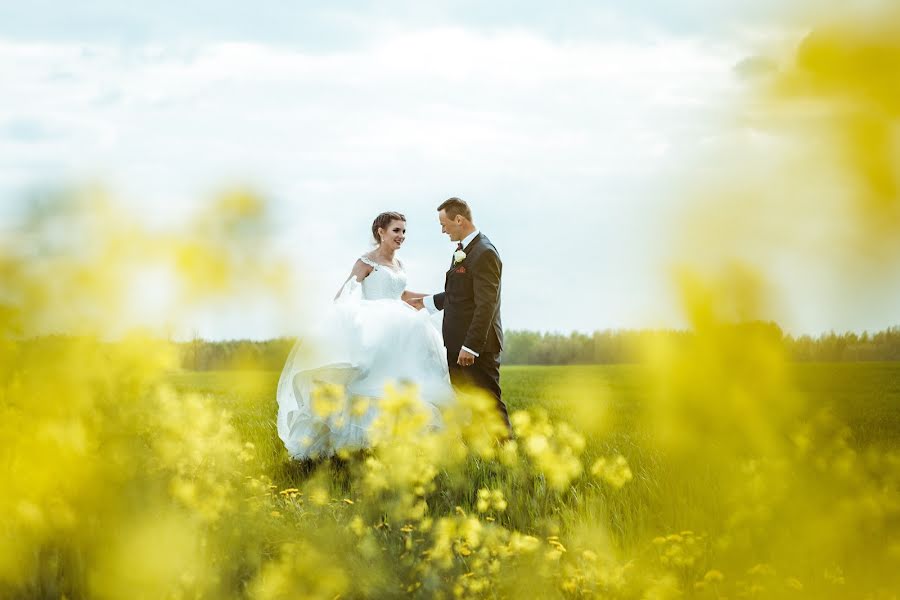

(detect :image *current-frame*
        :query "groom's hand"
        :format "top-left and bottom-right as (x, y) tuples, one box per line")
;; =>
(457, 348), (476, 367)
(406, 297), (424, 310)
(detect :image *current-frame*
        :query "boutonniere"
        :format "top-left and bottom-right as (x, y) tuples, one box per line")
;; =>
(453, 249), (466, 265)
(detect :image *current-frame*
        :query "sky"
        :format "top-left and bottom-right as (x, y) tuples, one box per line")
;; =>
(2, 1), (898, 339)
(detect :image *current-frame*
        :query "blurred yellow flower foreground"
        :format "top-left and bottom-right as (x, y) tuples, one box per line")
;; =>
(0, 190), (897, 600)
(3, 9), (900, 594)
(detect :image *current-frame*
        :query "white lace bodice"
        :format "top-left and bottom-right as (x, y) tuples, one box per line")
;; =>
(358, 256), (407, 300)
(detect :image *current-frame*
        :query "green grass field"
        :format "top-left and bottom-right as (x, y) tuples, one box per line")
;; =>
(165, 362), (900, 553)
(168, 362), (900, 452)
(5, 354), (898, 598)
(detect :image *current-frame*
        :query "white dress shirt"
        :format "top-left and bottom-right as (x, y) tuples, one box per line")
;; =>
(424, 229), (481, 357)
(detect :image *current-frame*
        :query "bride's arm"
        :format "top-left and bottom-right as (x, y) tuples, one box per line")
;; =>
(402, 290), (428, 310)
(334, 260), (373, 300)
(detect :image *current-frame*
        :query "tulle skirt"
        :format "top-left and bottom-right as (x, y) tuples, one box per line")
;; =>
(276, 282), (454, 459)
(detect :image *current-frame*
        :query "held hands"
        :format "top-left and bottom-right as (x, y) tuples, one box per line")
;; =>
(457, 348), (476, 367)
(405, 297), (425, 310)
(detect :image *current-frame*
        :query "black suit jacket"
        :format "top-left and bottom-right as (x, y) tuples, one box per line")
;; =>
(433, 233), (503, 355)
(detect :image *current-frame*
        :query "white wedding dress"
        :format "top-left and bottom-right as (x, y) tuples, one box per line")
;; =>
(276, 256), (454, 459)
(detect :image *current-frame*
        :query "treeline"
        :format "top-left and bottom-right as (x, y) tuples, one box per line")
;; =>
(178, 337), (296, 371)
(172, 324), (900, 370)
(502, 326), (900, 364)
(14, 326), (900, 371)
(503, 329), (670, 365)
(784, 327), (900, 361)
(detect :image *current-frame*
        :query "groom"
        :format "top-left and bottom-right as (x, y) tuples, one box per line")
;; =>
(418, 198), (512, 438)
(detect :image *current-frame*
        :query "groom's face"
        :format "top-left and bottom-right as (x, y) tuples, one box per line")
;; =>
(438, 210), (464, 242)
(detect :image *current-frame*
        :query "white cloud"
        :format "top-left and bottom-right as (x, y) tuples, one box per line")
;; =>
(0, 29), (786, 338)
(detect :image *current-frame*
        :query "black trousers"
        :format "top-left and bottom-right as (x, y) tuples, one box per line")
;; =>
(447, 349), (512, 437)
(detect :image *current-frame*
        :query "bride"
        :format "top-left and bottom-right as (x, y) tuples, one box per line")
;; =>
(276, 211), (455, 459)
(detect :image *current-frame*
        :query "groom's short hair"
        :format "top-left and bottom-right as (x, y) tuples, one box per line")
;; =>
(437, 197), (472, 222)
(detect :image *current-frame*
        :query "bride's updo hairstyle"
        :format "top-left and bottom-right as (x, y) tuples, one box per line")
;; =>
(372, 211), (406, 244)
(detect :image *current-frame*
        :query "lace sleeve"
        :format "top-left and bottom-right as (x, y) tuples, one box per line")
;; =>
(359, 256), (379, 269)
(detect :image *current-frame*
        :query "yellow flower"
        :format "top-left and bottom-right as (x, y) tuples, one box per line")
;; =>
(308, 486), (329, 506)
(350, 396), (370, 416)
(508, 533), (540, 554)
(526, 434), (549, 455)
(491, 490), (507, 512)
(310, 383), (345, 418)
(348, 516), (366, 536)
(591, 455), (633, 488)
(703, 570), (724, 583)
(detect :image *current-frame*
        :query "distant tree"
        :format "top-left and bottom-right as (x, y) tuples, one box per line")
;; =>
(169, 325), (900, 370)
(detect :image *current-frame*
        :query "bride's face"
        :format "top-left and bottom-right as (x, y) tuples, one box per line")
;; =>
(379, 219), (406, 250)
